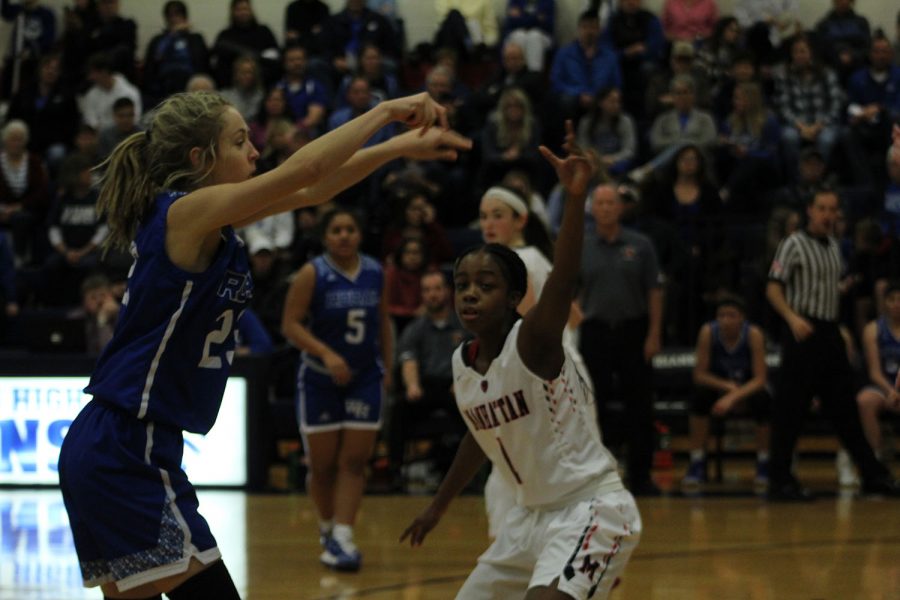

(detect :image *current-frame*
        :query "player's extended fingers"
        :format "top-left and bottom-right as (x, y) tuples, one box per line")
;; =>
(412, 525), (430, 546)
(441, 129), (473, 150)
(334, 369), (351, 386)
(401, 522), (427, 546)
(436, 102), (450, 130)
(418, 104), (433, 136)
(407, 105), (424, 129)
(399, 523), (415, 543)
(562, 120), (579, 152)
(565, 119), (575, 138)
(568, 155), (593, 169)
(539, 145), (562, 167)
(434, 149), (458, 161)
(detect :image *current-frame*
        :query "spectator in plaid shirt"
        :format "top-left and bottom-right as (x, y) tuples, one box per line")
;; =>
(774, 35), (843, 180)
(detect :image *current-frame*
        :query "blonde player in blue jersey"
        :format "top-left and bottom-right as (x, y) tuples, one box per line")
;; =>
(57, 90), (469, 600)
(281, 208), (389, 572)
(402, 124), (641, 599)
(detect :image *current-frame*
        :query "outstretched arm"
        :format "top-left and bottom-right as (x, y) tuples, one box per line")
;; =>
(400, 432), (487, 547)
(233, 128), (471, 227)
(518, 122), (596, 380)
(171, 93), (449, 236)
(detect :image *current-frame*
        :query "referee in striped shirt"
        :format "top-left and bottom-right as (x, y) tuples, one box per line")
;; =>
(766, 188), (900, 501)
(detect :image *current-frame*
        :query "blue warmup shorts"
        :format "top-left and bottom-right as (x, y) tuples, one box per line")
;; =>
(58, 400), (220, 592)
(297, 361), (384, 433)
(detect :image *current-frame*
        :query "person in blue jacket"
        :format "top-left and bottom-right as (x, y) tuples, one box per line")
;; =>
(550, 10), (621, 120)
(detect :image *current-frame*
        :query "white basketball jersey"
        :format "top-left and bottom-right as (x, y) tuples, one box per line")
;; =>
(514, 246), (551, 300)
(452, 321), (621, 509)
(513, 246), (590, 394)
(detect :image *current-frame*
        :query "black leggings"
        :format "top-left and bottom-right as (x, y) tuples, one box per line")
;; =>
(103, 560), (240, 600)
(770, 321), (890, 486)
(167, 560), (240, 600)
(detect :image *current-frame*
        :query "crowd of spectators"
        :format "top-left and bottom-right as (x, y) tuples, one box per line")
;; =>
(2, 0), (900, 489)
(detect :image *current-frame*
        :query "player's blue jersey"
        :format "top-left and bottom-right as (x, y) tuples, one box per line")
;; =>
(302, 254), (383, 374)
(876, 317), (900, 382)
(85, 191), (252, 434)
(710, 321), (752, 384)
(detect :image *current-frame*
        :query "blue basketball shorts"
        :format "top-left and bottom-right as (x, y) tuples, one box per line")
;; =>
(58, 400), (220, 592)
(297, 360), (384, 433)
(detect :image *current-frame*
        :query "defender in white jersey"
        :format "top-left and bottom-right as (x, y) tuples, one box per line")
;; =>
(479, 185), (592, 538)
(402, 125), (640, 599)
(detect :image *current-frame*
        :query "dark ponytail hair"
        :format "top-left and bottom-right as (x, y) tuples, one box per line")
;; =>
(319, 207), (363, 239)
(393, 236), (430, 272)
(587, 86), (621, 138)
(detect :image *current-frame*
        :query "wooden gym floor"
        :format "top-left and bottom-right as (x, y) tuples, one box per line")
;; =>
(2, 461), (899, 599)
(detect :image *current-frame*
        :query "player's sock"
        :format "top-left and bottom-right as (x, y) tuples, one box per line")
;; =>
(166, 560), (240, 600)
(333, 523), (355, 549)
(319, 519), (334, 537)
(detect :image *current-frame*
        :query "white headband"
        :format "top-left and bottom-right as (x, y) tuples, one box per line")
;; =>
(483, 186), (529, 216)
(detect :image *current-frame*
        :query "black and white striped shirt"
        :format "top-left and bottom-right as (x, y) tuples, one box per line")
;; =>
(769, 229), (842, 322)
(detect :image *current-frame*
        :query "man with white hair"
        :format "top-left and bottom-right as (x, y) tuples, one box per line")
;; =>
(579, 183), (664, 496)
(471, 41), (544, 123)
(185, 73), (217, 93)
(0, 119), (48, 264)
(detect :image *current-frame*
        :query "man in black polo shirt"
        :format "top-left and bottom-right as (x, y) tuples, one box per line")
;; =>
(390, 271), (467, 484)
(579, 183), (664, 496)
(767, 188), (900, 501)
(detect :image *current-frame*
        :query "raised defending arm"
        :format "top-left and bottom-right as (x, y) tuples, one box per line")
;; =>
(518, 122), (596, 379)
